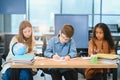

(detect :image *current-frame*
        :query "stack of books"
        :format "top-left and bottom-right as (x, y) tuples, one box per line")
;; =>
(97, 53), (119, 64)
(12, 54), (34, 65)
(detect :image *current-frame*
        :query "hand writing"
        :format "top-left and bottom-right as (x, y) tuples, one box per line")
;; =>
(53, 54), (61, 60)
(64, 55), (70, 61)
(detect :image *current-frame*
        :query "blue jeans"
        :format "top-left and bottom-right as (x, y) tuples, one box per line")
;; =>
(2, 68), (32, 80)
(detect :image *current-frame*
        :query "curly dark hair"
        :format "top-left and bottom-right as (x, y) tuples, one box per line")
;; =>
(92, 23), (114, 49)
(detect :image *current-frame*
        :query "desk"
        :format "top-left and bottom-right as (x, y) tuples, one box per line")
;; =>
(11, 57), (118, 80)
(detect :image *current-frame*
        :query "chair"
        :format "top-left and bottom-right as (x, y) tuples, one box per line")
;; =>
(0, 34), (4, 71)
(0, 33), (15, 71)
(107, 24), (119, 33)
(37, 35), (52, 78)
(107, 34), (120, 76)
(112, 34), (120, 54)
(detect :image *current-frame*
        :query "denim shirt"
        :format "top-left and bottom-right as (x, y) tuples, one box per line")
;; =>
(44, 36), (77, 58)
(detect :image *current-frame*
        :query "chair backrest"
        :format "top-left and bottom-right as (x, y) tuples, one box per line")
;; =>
(0, 34), (4, 55)
(112, 34), (120, 54)
(2, 33), (15, 60)
(42, 34), (55, 57)
(42, 36), (47, 57)
(77, 48), (88, 57)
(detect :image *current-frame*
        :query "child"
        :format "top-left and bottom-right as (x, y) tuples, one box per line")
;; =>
(1, 20), (35, 80)
(85, 23), (115, 80)
(44, 24), (78, 80)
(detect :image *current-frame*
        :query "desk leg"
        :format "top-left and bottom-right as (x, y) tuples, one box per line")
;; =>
(103, 68), (107, 80)
(112, 68), (117, 80)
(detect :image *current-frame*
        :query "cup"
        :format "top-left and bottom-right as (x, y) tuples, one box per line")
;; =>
(90, 55), (98, 64)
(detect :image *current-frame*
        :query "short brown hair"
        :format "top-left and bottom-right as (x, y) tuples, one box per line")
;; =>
(61, 24), (74, 38)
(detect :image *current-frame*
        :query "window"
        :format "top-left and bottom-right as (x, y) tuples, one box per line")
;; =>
(29, 0), (60, 35)
(9, 0), (120, 34)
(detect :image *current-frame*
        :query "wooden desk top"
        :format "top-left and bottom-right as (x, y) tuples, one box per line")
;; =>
(11, 57), (118, 69)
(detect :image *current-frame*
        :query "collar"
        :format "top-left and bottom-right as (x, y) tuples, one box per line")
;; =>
(54, 36), (60, 44)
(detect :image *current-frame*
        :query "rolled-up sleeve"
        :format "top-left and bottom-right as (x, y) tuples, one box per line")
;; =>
(44, 38), (54, 58)
(68, 39), (77, 58)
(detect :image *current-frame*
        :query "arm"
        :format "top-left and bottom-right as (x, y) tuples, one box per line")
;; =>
(110, 49), (116, 54)
(67, 39), (77, 58)
(64, 39), (77, 61)
(6, 36), (18, 61)
(88, 40), (94, 56)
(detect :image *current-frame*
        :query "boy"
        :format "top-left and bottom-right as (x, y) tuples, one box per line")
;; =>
(44, 24), (78, 80)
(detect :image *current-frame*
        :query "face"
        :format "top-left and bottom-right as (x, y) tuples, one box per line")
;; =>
(95, 27), (104, 40)
(59, 33), (70, 44)
(23, 27), (32, 39)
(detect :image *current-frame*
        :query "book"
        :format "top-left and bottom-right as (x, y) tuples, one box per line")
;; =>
(12, 59), (34, 65)
(13, 54), (34, 60)
(97, 53), (119, 64)
(97, 53), (118, 60)
(98, 58), (119, 64)
(12, 54), (34, 64)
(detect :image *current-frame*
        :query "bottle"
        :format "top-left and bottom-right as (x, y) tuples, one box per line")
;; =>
(90, 49), (98, 64)
(90, 54), (98, 64)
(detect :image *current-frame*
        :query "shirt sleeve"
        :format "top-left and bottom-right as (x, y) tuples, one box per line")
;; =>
(68, 39), (77, 58)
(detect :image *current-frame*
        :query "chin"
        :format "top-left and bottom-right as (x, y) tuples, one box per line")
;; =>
(26, 35), (31, 38)
(97, 38), (102, 40)
(25, 36), (31, 39)
(60, 41), (64, 44)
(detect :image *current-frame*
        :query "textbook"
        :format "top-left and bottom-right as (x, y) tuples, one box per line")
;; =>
(12, 54), (34, 64)
(98, 58), (119, 64)
(97, 53), (119, 64)
(97, 53), (118, 60)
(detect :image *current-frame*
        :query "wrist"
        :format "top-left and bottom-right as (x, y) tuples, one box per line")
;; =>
(67, 55), (71, 58)
(51, 54), (55, 58)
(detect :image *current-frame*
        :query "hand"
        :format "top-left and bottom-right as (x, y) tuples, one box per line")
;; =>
(32, 50), (37, 56)
(64, 55), (71, 61)
(53, 54), (61, 60)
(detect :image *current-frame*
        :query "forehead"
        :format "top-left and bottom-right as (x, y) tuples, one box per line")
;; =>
(23, 27), (31, 31)
(96, 27), (103, 32)
(61, 33), (69, 38)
